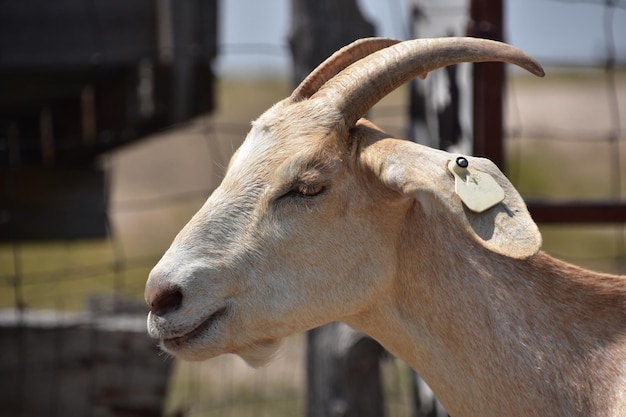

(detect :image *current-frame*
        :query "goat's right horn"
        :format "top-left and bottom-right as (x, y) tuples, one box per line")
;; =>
(311, 37), (545, 129)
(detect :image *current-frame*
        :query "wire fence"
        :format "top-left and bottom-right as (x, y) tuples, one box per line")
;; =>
(505, 0), (625, 273)
(1, 0), (625, 416)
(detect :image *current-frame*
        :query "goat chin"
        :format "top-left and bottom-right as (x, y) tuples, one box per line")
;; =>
(238, 338), (283, 368)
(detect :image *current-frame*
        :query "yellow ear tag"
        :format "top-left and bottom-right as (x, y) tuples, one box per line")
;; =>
(447, 157), (505, 213)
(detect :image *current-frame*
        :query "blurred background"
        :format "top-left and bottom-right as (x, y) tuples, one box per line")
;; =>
(1, 0), (624, 416)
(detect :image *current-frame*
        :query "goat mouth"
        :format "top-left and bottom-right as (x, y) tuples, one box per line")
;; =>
(162, 306), (228, 348)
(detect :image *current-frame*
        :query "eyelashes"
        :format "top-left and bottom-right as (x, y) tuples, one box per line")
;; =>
(279, 181), (326, 200)
(275, 159), (337, 203)
(292, 181), (325, 197)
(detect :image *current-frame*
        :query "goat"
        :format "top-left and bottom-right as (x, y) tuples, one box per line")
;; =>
(145, 37), (626, 416)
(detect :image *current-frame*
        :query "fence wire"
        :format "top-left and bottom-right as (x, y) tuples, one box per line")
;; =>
(506, 0), (625, 272)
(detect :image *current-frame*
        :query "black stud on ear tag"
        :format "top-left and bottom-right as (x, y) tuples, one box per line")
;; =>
(447, 157), (504, 213)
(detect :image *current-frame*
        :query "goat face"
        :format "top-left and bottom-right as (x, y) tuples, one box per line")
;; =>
(145, 37), (544, 366)
(145, 101), (399, 365)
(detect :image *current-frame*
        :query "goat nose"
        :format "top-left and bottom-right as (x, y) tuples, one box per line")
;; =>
(148, 287), (183, 316)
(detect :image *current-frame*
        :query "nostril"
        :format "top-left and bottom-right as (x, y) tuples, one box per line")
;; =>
(150, 288), (183, 316)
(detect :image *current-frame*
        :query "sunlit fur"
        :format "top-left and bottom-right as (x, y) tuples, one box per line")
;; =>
(146, 38), (626, 416)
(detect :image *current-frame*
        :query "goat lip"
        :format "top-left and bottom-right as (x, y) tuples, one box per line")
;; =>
(161, 306), (228, 346)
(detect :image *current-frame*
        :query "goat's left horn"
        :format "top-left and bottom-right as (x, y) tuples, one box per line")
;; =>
(290, 37), (400, 102)
(311, 37), (545, 128)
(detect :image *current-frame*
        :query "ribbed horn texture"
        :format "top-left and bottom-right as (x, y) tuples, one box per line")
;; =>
(290, 38), (400, 102)
(310, 37), (545, 128)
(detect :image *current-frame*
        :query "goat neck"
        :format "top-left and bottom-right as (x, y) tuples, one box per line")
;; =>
(350, 133), (626, 415)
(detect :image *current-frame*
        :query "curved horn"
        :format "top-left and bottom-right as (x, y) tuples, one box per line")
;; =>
(311, 37), (545, 128)
(290, 38), (400, 102)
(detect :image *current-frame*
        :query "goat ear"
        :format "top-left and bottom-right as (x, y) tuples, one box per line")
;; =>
(361, 138), (541, 259)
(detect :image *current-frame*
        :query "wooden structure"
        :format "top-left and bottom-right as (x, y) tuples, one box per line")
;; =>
(0, 0), (218, 240)
(288, 2), (389, 417)
(0, 308), (171, 417)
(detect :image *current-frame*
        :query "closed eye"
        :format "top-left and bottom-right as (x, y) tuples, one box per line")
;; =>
(274, 159), (335, 202)
(281, 181), (325, 199)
